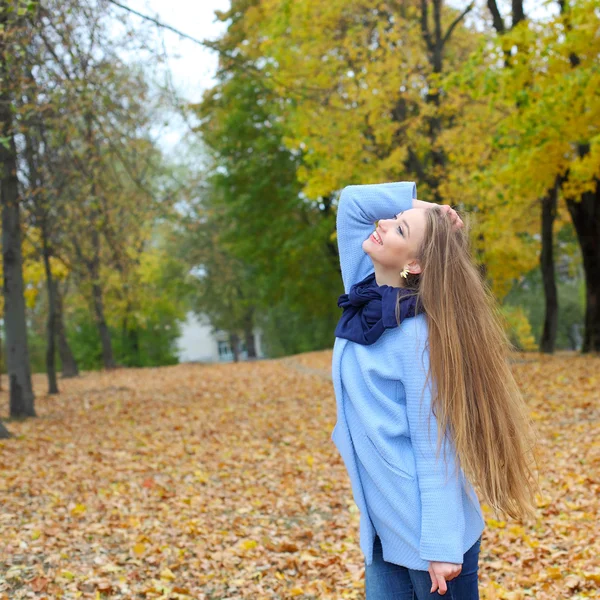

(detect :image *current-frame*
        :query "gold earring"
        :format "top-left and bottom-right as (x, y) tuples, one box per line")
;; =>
(400, 266), (409, 278)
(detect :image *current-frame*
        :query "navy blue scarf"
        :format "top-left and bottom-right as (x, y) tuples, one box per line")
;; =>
(334, 272), (425, 345)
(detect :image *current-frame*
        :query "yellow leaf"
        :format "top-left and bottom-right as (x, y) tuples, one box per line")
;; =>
(545, 566), (562, 579)
(289, 587), (304, 596)
(31, 529), (41, 540)
(101, 564), (122, 573)
(241, 539), (258, 550)
(133, 542), (146, 556)
(160, 568), (176, 581)
(70, 503), (86, 516)
(194, 470), (209, 483)
(487, 518), (506, 529)
(508, 525), (525, 536)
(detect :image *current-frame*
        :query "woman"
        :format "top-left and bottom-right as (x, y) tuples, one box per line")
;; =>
(331, 181), (540, 598)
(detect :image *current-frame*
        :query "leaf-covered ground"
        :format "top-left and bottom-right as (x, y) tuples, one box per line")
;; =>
(0, 350), (598, 599)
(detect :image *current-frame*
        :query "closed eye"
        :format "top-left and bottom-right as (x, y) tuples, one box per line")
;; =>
(394, 211), (409, 238)
(394, 212), (404, 236)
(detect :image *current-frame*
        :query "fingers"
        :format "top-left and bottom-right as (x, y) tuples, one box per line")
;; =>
(428, 566), (443, 594)
(439, 204), (464, 230)
(430, 571), (447, 595)
(416, 201), (464, 230)
(429, 564), (462, 595)
(428, 566), (436, 593)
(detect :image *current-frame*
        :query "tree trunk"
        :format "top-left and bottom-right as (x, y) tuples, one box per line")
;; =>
(0, 3), (36, 418)
(565, 178), (600, 353)
(42, 249), (59, 393)
(539, 179), (559, 353)
(244, 327), (257, 359)
(243, 308), (257, 359)
(129, 327), (140, 365)
(415, 0), (476, 203)
(0, 420), (11, 439)
(85, 111), (115, 370)
(121, 306), (140, 366)
(92, 279), (116, 369)
(230, 331), (240, 362)
(487, 0), (526, 34)
(23, 125), (60, 393)
(0, 319), (3, 391)
(70, 227), (116, 369)
(568, 323), (582, 351)
(55, 281), (79, 378)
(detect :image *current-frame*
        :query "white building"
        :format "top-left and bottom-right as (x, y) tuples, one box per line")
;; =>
(175, 311), (266, 363)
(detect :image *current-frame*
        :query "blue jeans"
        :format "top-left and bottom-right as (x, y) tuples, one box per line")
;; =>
(365, 534), (482, 599)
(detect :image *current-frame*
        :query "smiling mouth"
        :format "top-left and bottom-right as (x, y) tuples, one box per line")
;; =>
(371, 231), (383, 245)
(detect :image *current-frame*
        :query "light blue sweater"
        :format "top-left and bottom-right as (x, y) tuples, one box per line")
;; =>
(331, 181), (485, 570)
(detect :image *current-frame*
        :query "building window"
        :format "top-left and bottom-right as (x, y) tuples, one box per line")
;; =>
(218, 340), (233, 361)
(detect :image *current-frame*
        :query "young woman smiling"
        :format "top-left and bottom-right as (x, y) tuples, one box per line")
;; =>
(331, 181), (540, 599)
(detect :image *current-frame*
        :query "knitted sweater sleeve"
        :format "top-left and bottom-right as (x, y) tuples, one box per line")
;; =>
(400, 317), (466, 565)
(336, 182), (417, 293)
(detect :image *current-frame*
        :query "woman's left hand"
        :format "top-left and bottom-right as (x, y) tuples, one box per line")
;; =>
(428, 560), (462, 595)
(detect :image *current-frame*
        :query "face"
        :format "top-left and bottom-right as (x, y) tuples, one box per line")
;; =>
(362, 208), (427, 275)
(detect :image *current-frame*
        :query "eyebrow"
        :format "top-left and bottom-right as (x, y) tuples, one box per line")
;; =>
(396, 210), (410, 238)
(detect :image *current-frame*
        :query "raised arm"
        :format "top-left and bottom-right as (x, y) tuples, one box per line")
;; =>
(336, 181), (417, 293)
(400, 316), (466, 565)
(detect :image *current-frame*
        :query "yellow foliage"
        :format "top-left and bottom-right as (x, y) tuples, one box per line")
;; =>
(229, 0), (560, 297)
(229, 0), (600, 302)
(499, 305), (537, 351)
(0, 224), (72, 314)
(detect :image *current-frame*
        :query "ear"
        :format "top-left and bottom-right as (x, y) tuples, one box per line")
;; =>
(407, 260), (422, 275)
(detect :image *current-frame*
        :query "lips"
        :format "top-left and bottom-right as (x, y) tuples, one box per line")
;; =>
(371, 230), (383, 245)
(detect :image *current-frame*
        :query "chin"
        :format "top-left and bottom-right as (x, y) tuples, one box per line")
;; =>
(362, 239), (374, 253)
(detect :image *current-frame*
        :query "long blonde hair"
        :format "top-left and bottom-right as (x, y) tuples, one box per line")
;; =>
(397, 205), (541, 522)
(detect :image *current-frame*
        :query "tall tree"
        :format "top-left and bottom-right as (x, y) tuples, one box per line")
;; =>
(0, 0), (36, 421)
(20, 0), (179, 369)
(193, 3), (344, 351)
(557, 0), (600, 352)
(446, 0), (600, 351)
(485, 0), (560, 353)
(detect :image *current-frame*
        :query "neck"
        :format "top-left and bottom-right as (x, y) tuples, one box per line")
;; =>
(373, 265), (407, 289)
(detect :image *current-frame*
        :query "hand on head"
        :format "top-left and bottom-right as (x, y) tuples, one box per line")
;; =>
(438, 204), (464, 231)
(413, 199), (464, 231)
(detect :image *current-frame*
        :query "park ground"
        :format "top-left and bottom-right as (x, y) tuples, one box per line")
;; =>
(0, 350), (599, 599)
